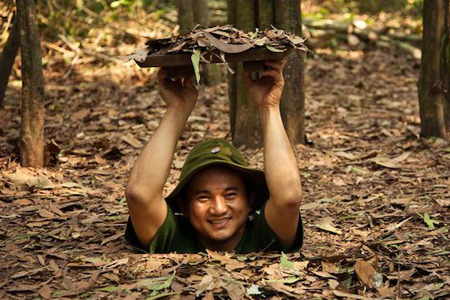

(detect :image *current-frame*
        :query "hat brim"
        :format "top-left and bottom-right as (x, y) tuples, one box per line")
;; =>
(165, 160), (269, 212)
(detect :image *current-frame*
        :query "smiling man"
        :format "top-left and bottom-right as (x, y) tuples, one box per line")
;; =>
(124, 60), (303, 253)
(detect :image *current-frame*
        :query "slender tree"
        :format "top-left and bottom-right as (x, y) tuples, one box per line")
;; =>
(178, 0), (196, 32)
(418, 0), (450, 139)
(443, 1), (450, 132)
(274, 0), (306, 145)
(193, 0), (210, 28)
(228, 0), (306, 147)
(178, 0), (210, 31)
(178, 0), (220, 85)
(0, 16), (20, 108)
(17, 0), (45, 167)
(227, 0), (262, 147)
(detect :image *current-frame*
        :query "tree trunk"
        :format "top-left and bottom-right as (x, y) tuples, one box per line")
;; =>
(178, 0), (220, 85)
(178, 0), (195, 33)
(228, 0), (306, 147)
(228, 0), (262, 148)
(17, 0), (45, 167)
(0, 17), (20, 108)
(227, 0), (238, 139)
(274, 0), (306, 144)
(194, 0), (210, 27)
(195, 0), (222, 86)
(257, 0), (274, 30)
(418, 0), (448, 139)
(443, 2), (450, 133)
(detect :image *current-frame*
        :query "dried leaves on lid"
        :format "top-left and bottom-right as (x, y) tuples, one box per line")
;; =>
(126, 24), (309, 66)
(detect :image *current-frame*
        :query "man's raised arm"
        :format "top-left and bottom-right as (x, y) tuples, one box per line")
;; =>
(126, 69), (198, 249)
(244, 60), (303, 248)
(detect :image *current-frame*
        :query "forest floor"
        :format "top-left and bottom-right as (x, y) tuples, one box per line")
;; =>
(1, 11), (450, 300)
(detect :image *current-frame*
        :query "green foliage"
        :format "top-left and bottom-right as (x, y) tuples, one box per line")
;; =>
(97, 286), (120, 292)
(191, 49), (201, 84)
(280, 252), (293, 269)
(423, 213), (437, 229)
(110, 0), (134, 8)
(266, 45), (285, 53)
(32, 0), (177, 45)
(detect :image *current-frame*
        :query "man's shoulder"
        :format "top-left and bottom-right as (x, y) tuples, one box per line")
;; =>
(125, 205), (203, 253)
(236, 207), (303, 253)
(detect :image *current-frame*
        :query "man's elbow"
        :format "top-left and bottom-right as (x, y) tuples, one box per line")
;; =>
(284, 191), (302, 208)
(125, 183), (146, 204)
(274, 185), (302, 208)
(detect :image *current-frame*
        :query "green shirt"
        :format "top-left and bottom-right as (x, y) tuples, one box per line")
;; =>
(125, 203), (303, 254)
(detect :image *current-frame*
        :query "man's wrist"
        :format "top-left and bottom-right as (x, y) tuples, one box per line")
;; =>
(259, 104), (280, 117)
(166, 105), (191, 118)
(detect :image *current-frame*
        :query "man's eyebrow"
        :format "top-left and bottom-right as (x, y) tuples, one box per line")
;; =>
(224, 187), (239, 192)
(193, 190), (210, 196)
(193, 186), (239, 195)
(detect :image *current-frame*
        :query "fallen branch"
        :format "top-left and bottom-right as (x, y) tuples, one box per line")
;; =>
(302, 19), (422, 59)
(58, 34), (124, 65)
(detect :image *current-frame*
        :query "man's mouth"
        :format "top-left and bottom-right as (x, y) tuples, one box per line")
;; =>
(208, 217), (231, 228)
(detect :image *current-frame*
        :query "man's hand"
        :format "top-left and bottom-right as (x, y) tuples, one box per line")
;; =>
(244, 60), (285, 109)
(157, 68), (198, 114)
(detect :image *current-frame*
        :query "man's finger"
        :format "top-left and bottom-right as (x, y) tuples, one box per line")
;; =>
(157, 68), (167, 82)
(259, 69), (282, 81)
(264, 60), (284, 71)
(243, 71), (253, 86)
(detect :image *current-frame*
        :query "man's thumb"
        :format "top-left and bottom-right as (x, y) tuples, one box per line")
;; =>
(183, 75), (196, 89)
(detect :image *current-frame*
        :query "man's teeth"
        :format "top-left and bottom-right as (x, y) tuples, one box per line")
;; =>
(210, 219), (229, 224)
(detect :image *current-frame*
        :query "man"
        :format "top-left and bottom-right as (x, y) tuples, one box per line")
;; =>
(125, 59), (303, 253)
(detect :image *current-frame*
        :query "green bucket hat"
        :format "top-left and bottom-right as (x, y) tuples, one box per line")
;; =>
(166, 138), (270, 212)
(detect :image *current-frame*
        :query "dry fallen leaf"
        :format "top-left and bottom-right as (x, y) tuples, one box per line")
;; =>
(316, 218), (343, 235)
(370, 155), (400, 169)
(101, 233), (123, 246)
(354, 259), (376, 288)
(38, 209), (55, 219)
(71, 108), (91, 121)
(6, 170), (54, 189)
(38, 285), (52, 299)
(121, 133), (143, 148)
(377, 282), (396, 298)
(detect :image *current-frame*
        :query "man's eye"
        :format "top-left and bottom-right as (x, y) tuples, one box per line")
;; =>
(225, 193), (237, 199)
(197, 196), (209, 201)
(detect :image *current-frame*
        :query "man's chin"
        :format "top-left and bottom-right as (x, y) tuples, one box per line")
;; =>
(206, 231), (233, 242)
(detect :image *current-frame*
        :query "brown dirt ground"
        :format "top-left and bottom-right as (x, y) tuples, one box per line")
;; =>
(0, 29), (449, 299)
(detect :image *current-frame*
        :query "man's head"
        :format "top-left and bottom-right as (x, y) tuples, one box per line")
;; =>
(165, 138), (270, 248)
(179, 166), (254, 250)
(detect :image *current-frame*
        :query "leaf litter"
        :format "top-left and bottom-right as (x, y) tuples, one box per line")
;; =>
(1, 17), (450, 300)
(127, 24), (309, 61)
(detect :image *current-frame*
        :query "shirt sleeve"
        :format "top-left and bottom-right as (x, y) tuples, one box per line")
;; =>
(248, 204), (304, 253)
(124, 203), (204, 254)
(124, 203), (178, 254)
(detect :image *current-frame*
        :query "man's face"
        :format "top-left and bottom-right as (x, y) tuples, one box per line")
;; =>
(185, 166), (251, 250)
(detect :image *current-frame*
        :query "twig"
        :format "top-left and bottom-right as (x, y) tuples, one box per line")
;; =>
(396, 264), (401, 299)
(383, 216), (414, 238)
(63, 53), (80, 79)
(41, 41), (75, 56)
(0, 11), (14, 43)
(58, 34), (125, 65)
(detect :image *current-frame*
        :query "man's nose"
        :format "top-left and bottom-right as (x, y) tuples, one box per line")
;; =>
(210, 196), (228, 215)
